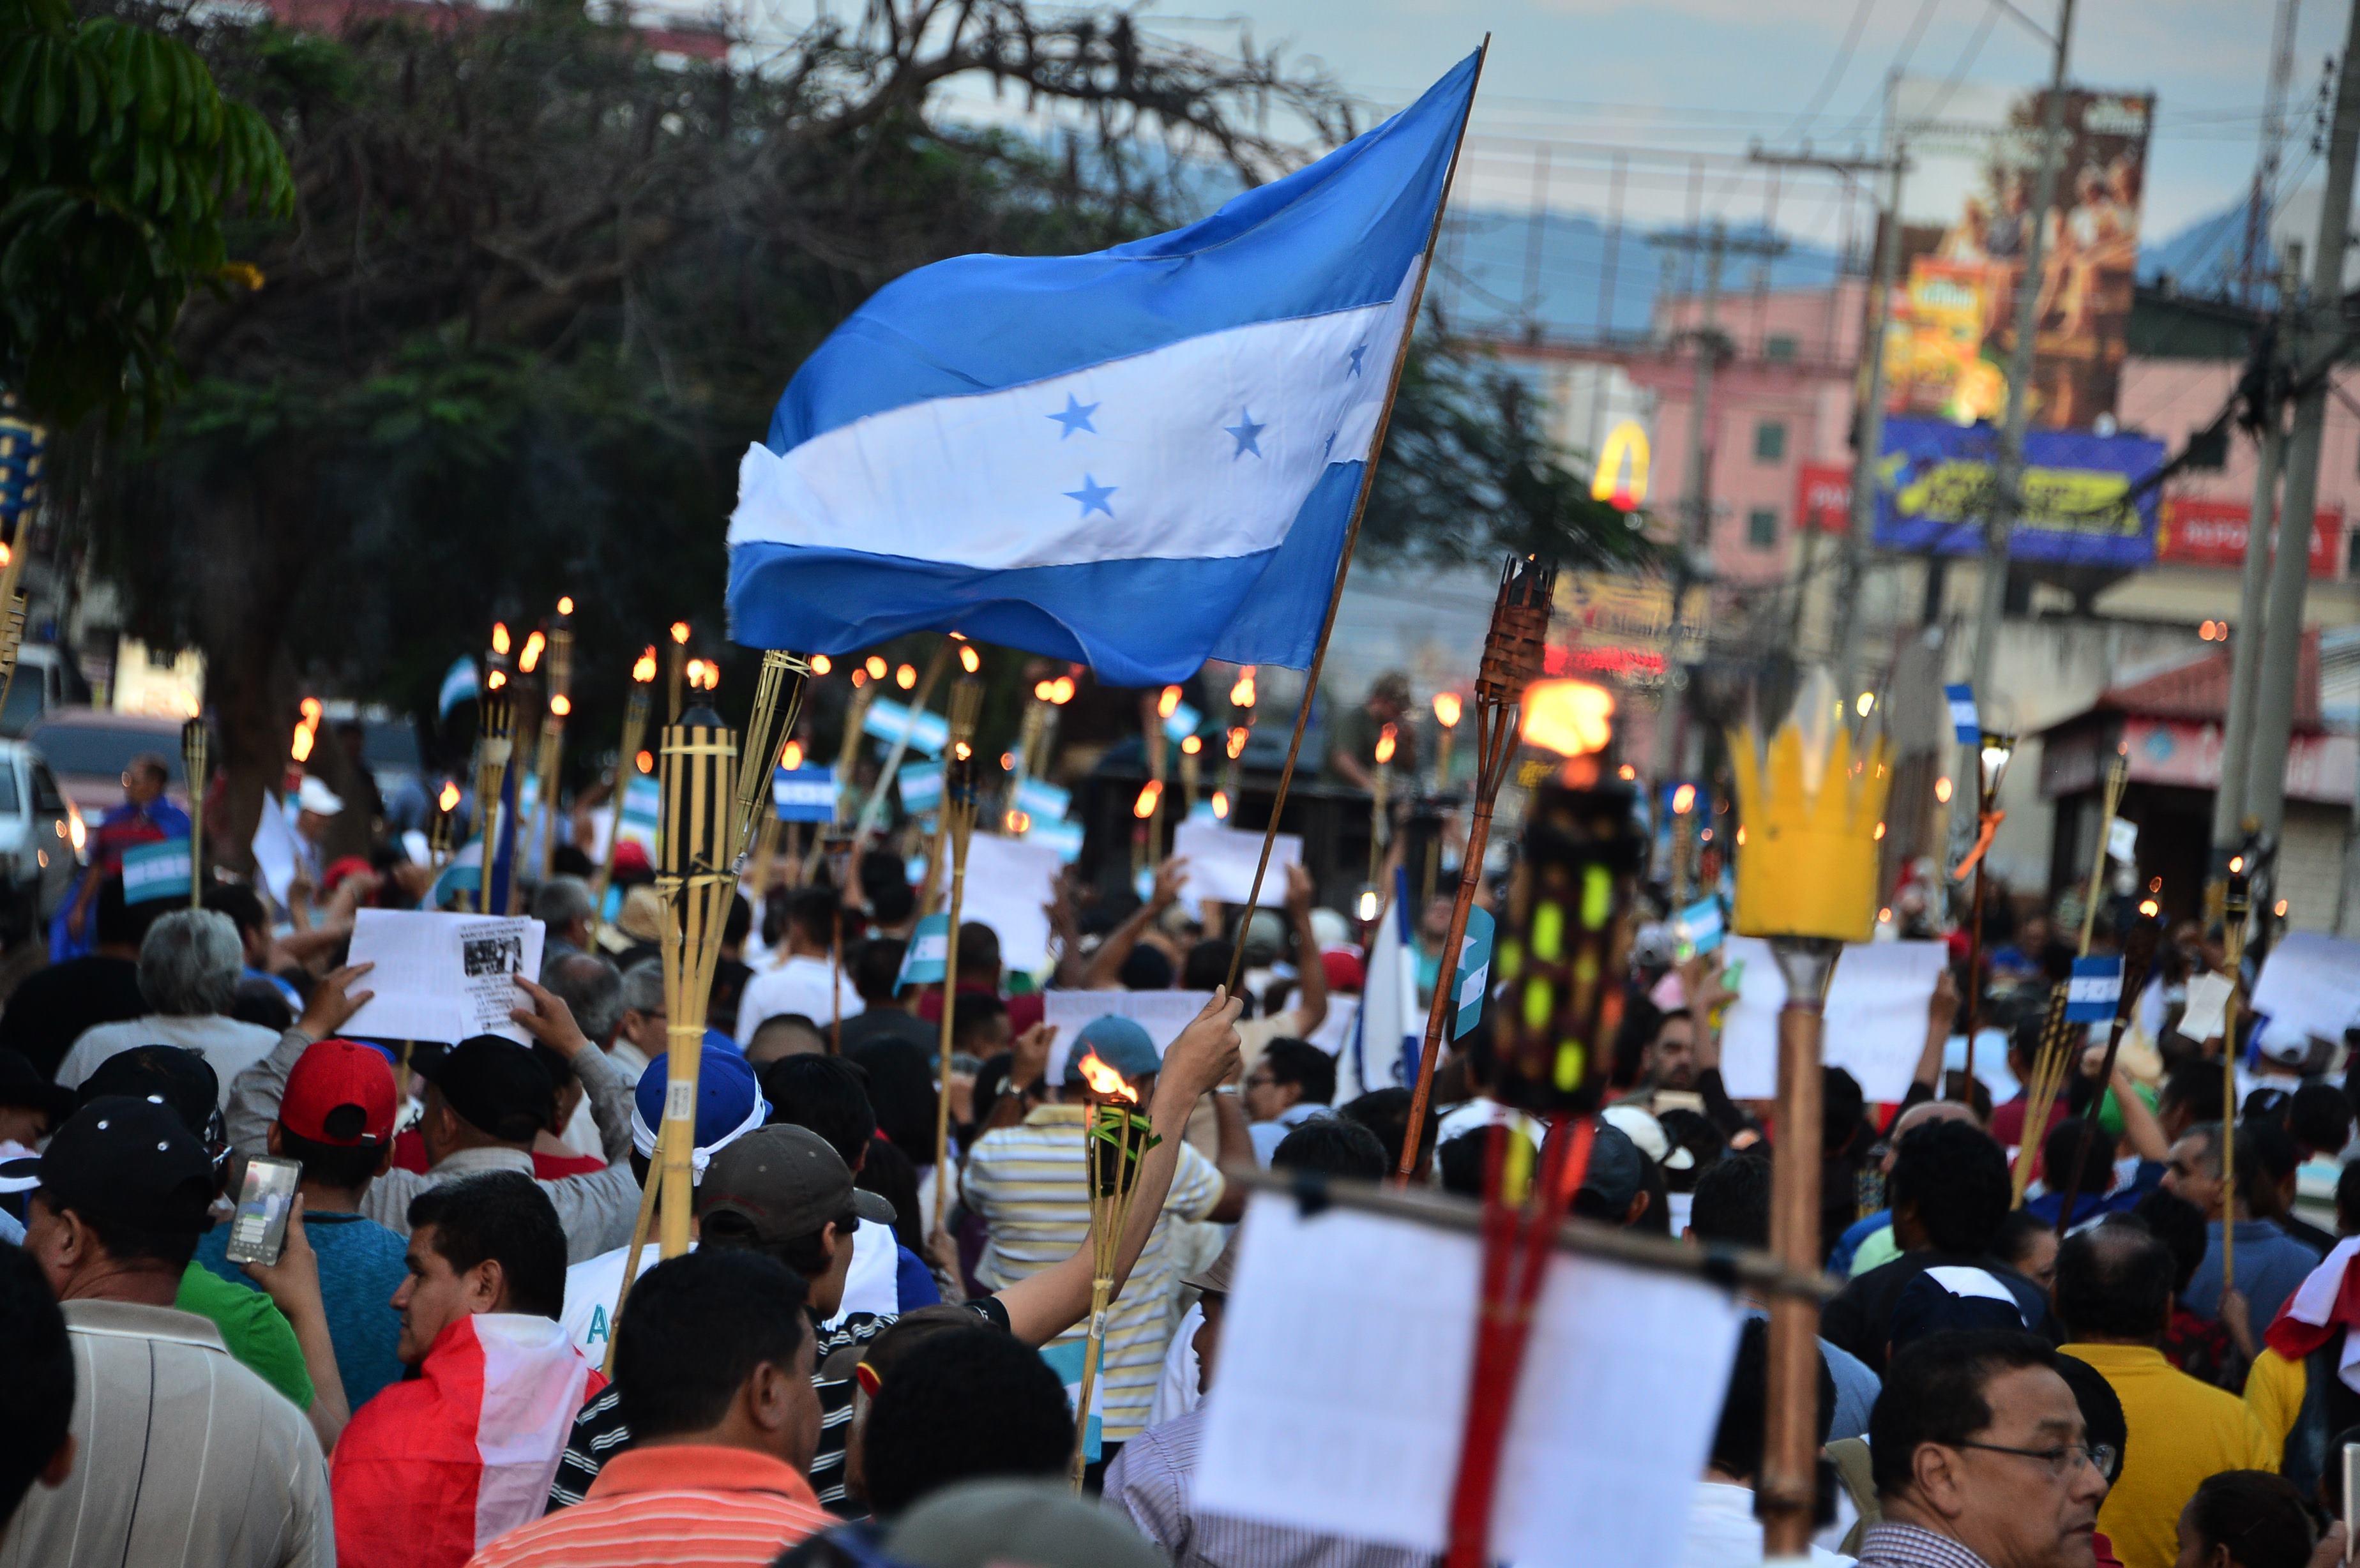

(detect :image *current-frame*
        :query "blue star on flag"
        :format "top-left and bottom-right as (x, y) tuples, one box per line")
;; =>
(1347, 342), (1368, 376)
(1224, 409), (1266, 458)
(1066, 474), (1117, 518)
(1048, 394), (1099, 439)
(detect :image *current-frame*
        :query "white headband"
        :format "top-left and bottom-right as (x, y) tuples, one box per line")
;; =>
(630, 1087), (769, 1184)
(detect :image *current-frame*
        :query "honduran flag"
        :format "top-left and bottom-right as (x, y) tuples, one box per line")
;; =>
(331, 1313), (605, 1568)
(726, 52), (1481, 685)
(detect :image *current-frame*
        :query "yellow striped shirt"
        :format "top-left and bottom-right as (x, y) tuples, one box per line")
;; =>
(962, 1102), (1224, 1442)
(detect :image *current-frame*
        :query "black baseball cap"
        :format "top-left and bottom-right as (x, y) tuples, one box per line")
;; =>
(697, 1124), (893, 1246)
(79, 1046), (222, 1140)
(0, 1097), (216, 1233)
(1578, 1122), (1647, 1214)
(417, 1036), (557, 1144)
(0, 1048), (72, 1127)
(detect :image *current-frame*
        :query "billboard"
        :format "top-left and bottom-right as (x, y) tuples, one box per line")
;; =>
(1870, 417), (2163, 568)
(2158, 495), (2345, 578)
(1886, 80), (2154, 431)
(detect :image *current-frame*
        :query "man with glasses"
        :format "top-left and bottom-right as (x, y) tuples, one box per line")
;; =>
(1861, 1329), (2112, 1568)
(2052, 1221), (2273, 1568)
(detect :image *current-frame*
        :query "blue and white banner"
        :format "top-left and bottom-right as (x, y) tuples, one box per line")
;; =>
(616, 774), (661, 856)
(725, 54), (1481, 684)
(772, 765), (838, 823)
(1163, 701), (1203, 744)
(862, 698), (949, 758)
(1675, 896), (1725, 958)
(1014, 777), (1071, 824)
(896, 913), (950, 993)
(437, 656), (480, 720)
(121, 838), (192, 905)
(1451, 906), (1494, 1041)
(2064, 956), (2124, 1022)
(1023, 816), (1085, 864)
(1945, 683), (1978, 744)
(896, 761), (944, 817)
(1872, 418), (2164, 569)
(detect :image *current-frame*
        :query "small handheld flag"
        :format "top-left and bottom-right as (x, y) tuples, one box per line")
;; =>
(121, 838), (193, 905)
(437, 656), (480, 720)
(1675, 895), (1725, 958)
(2064, 956), (2124, 1022)
(772, 765), (838, 823)
(863, 698), (949, 758)
(2107, 818), (2138, 861)
(1945, 683), (1979, 744)
(1015, 777), (1071, 823)
(1451, 906), (1494, 1040)
(896, 914), (949, 993)
(897, 761), (945, 817)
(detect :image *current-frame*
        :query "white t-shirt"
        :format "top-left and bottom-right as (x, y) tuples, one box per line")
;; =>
(1683, 1481), (1854, 1568)
(57, 1014), (284, 1108)
(734, 955), (861, 1046)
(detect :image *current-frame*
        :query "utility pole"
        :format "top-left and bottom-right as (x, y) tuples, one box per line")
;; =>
(1651, 219), (1785, 790)
(2211, 266), (2293, 871)
(2250, 0), (2360, 935)
(1964, 0), (2078, 797)
(1750, 103), (1909, 706)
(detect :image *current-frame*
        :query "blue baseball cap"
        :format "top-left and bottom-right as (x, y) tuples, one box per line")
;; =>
(1064, 1015), (1160, 1087)
(632, 1046), (768, 1174)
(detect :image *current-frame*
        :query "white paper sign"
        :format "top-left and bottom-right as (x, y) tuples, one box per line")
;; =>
(1718, 937), (1950, 1103)
(2107, 818), (2139, 862)
(250, 792), (301, 909)
(1197, 1192), (1743, 1568)
(344, 909), (547, 1046)
(1171, 819), (1303, 908)
(2251, 933), (2360, 1044)
(2177, 972), (2235, 1044)
(1039, 990), (1215, 1085)
(934, 833), (1063, 975)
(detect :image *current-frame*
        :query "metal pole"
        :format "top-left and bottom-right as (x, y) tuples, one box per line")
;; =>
(2212, 406), (2282, 860)
(1656, 220), (1726, 792)
(1965, 0), (2078, 801)
(1838, 89), (1909, 703)
(2250, 0), (2360, 868)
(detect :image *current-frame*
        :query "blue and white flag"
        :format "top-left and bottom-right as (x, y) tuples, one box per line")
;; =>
(1945, 683), (1979, 744)
(897, 913), (950, 993)
(1451, 906), (1494, 1041)
(1345, 868), (1422, 1097)
(1014, 777), (1071, 823)
(437, 656), (479, 720)
(862, 698), (949, 759)
(897, 761), (945, 817)
(2064, 956), (2124, 1022)
(1163, 701), (1203, 744)
(725, 54), (1481, 684)
(773, 765), (838, 824)
(615, 774), (661, 856)
(1675, 895), (1725, 958)
(121, 838), (193, 905)
(1023, 816), (1085, 863)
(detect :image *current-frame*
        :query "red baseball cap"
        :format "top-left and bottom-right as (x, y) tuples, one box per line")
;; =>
(280, 1038), (397, 1146)
(1321, 947), (1366, 993)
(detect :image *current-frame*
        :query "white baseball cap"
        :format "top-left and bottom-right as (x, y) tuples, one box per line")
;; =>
(296, 774), (345, 817)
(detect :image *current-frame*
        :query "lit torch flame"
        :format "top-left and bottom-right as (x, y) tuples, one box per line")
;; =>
(958, 646), (980, 674)
(810, 654), (832, 675)
(300, 697), (322, 725)
(895, 663), (916, 690)
(1050, 677), (1076, 705)
(556, 596), (575, 616)
(491, 622), (511, 656)
(1229, 668), (1257, 707)
(1226, 727), (1248, 760)
(437, 781), (461, 813)
(670, 622), (690, 645)
(632, 647), (658, 683)
(291, 723), (314, 764)
(1133, 780), (1162, 819)
(1180, 735), (1202, 755)
(866, 656), (888, 680)
(1671, 783), (1696, 815)
(550, 695), (571, 717)
(1034, 679), (1054, 701)
(519, 630), (546, 674)
(487, 670), (508, 690)
(1157, 684), (1183, 720)
(1074, 1049), (1140, 1104)
(1212, 789), (1230, 819)
(1373, 723), (1396, 765)
(1433, 691), (1463, 728)
(782, 740), (804, 770)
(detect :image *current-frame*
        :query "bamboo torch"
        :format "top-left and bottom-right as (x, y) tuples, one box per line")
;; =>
(2220, 871), (2251, 1292)
(588, 649), (658, 946)
(2079, 750), (2130, 953)
(473, 689), (515, 917)
(1147, 686), (1180, 867)
(1179, 734), (1203, 819)
(854, 640), (953, 838)
(654, 701), (738, 1257)
(1727, 668), (1894, 1558)
(2009, 983), (2077, 1209)
(431, 781), (460, 869)
(729, 649), (812, 871)
(1397, 557), (1555, 1181)
(931, 677), (985, 1230)
(182, 718), (207, 907)
(531, 600), (575, 884)
(1067, 1049), (1159, 1491)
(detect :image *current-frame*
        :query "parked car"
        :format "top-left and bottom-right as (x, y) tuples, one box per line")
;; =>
(24, 707), (192, 822)
(0, 644), (95, 739)
(0, 739), (80, 942)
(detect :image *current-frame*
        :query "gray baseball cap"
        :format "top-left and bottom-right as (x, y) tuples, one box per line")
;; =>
(695, 1124), (893, 1244)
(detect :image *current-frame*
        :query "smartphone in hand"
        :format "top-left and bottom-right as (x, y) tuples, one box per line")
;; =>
(224, 1156), (301, 1268)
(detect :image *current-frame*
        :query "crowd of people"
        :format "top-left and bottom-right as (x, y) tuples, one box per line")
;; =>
(0, 736), (2357, 1568)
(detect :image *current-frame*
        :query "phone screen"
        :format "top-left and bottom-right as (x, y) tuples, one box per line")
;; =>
(225, 1156), (301, 1267)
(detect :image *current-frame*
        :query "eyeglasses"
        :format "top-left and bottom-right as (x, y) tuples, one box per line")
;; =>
(1956, 1440), (2119, 1482)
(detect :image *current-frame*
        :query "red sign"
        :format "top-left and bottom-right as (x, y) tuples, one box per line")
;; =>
(1796, 463), (1852, 533)
(2158, 496), (2343, 578)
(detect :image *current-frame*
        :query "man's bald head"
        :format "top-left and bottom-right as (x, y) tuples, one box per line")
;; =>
(1884, 1099), (1978, 1173)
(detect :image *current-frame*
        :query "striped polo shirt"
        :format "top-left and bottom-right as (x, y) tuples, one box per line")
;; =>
(469, 1444), (831, 1567)
(962, 1102), (1225, 1443)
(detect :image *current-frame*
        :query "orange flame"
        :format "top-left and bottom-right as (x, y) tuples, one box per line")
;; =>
(1180, 735), (1202, 755)
(556, 596), (575, 616)
(1034, 679), (1055, 701)
(519, 629), (546, 673)
(958, 645), (980, 674)
(635, 749), (654, 774)
(782, 739), (805, 770)
(1006, 808), (1032, 834)
(999, 751), (1015, 770)
(1229, 668), (1257, 707)
(1074, 1049), (1140, 1103)
(953, 741), (972, 762)
(632, 647), (658, 683)
(1212, 789), (1230, 819)
(1226, 726), (1249, 760)
(437, 781), (461, 812)
(1050, 677), (1076, 705)
(1933, 776), (1954, 804)
(1133, 779), (1162, 819)
(1671, 783), (1696, 815)
(1157, 684), (1183, 720)
(670, 621), (691, 645)
(1518, 679), (1615, 758)
(685, 658), (709, 687)
(291, 723), (315, 764)
(490, 622), (511, 656)
(895, 663), (917, 690)
(487, 670), (508, 690)
(1432, 691), (1463, 728)
(1373, 723), (1397, 765)
(866, 656), (888, 680)
(300, 697), (322, 724)
(550, 694), (571, 717)
(852, 670), (868, 688)
(810, 654), (832, 675)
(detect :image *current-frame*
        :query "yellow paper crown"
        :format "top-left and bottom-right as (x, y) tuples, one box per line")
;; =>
(1727, 697), (1893, 944)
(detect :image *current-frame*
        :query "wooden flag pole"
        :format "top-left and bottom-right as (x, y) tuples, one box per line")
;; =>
(2220, 872), (2250, 1292)
(182, 718), (208, 907)
(932, 677), (985, 1231)
(1398, 558), (1554, 1182)
(855, 642), (953, 840)
(2078, 753), (2129, 953)
(1220, 41), (1486, 995)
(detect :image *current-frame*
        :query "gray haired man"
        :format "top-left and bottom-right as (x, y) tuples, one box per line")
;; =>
(55, 910), (282, 1108)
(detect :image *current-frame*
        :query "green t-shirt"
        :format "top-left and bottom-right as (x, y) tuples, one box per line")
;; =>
(176, 1260), (314, 1411)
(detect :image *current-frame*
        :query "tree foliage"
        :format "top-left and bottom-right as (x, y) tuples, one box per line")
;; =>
(0, 0), (291, 429)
